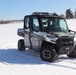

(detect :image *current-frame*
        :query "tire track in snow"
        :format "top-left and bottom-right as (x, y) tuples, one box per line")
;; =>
(4, 43), (76, 64)
(3, 43), (43, 64)
(3, 43), (76, 70)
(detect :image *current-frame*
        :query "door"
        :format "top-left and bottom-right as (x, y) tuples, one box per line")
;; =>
(30, 17), (40, 51)
(24, 16), (31, 48)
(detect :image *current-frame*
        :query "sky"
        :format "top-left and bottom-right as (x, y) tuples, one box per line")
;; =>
(0, 0), (76, 20)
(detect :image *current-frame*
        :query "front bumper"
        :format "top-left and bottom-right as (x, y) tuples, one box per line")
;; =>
(59, 46), (74, 54)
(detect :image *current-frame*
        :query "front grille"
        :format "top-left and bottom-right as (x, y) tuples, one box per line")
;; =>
(56, 37), (74, 47)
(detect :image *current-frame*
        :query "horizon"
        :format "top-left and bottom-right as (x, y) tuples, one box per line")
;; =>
(0, 0), (76, 20)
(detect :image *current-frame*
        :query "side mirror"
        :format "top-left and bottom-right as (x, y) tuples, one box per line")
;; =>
(69, 29), (76, 35)
(68, 29), (71, 32)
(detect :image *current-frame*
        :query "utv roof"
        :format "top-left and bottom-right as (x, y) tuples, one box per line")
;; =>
(25, 12), (64, 18)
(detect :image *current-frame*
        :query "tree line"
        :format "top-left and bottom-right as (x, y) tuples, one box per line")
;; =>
(0, 19), (23, 24)
(66, 9), (76, 19)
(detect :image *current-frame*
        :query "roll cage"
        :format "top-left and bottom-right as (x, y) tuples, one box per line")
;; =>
(24, 13), (68, 33)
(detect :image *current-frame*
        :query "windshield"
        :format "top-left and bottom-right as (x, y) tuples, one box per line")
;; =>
(41, 17), (68, 32)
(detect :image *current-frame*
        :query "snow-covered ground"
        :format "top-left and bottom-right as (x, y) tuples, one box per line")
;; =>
(0, 20), (76, 75)
(66, 19), (76, 31)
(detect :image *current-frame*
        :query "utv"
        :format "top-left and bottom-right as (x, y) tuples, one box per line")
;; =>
(17, 12), (76, 62)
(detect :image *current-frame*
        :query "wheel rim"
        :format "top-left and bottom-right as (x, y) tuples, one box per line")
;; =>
(43, 50), (51, 59)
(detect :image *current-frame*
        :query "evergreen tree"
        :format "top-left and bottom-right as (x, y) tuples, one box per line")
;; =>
(75, 9), (76, 18)
(66, 9), (73, 19)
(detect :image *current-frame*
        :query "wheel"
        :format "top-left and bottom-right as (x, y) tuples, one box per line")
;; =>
(67, 51), (76, 58)
(67, 45), (76, 58)
(18, 39), (25, 51)
(40, 44), (57, 62)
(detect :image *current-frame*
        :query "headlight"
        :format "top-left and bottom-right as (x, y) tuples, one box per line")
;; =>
(50, 37), (58, 42)
(46, 35), (56, 38)
(46, 35), (58, 42)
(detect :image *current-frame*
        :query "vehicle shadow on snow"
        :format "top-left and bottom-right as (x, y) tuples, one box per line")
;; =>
(0, 48), (44, 64)
(0, 48), (76, 70)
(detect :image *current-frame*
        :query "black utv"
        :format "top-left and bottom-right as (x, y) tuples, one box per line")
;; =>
(17, 12), (76, 62)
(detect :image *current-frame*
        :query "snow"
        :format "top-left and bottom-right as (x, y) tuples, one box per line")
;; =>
(66, 19), (76, 31)
(0, 20), (76, 75)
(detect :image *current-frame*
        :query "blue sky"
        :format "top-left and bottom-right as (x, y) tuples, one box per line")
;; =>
(0, 0), (76, 20)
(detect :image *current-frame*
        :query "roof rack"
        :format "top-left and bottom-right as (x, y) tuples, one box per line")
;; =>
(32, 12), (60, 17)
(32, 12), (49, 15)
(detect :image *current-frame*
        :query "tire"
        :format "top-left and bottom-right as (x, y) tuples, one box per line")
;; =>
(67, 45), (76, 58)
(67, 48), (76, 58)
(40, 44), (57, 62)
(18, 39), (25, 51)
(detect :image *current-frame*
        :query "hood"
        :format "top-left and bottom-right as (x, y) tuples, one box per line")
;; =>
(49, 32), (74, 38)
